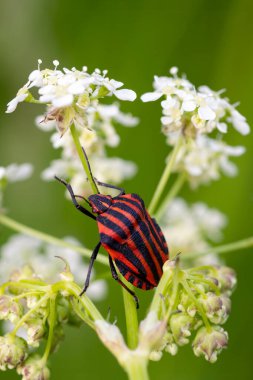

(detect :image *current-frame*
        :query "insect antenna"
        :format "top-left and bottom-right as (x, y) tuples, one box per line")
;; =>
(81, 147), (100, 194)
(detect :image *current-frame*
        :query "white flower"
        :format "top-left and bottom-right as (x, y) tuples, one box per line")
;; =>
(6, 60), (137, 135)
(171, 135), (245, 187)
(141, 68), (250, 137)
(160, 198), (227, 260)
(6, 92), (28, 113)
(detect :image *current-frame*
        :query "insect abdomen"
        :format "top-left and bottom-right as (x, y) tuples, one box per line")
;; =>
(97, 193), (169, 290)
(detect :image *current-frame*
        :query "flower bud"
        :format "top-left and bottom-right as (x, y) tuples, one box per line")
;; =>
(10, 265), (36, 282)
(216, 266), (237, 293)
(149, 350), (163, 361)
(163, 332), (178, 356)
(0, 334), (28, 370)
(177, 292), (197, 317)
(17, 355), (50, 380)
(200, 292), (231, 325)
(56, 256), (74, 283)
(9, 266), (40, 294)
(25, 319), (46, 347)
(192, 326), (228, 362)
(170, 313), (193, 346)
(163, 259), (176, 273)
(0, 296), (23, 323)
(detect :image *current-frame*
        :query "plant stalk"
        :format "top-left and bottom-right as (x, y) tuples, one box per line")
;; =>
(122, 285), (139, 349)
(125, 357), (149, 380)
(70, 124), (99, 194)
(186, 236), (253, 259)
(155, 173), (185, 221)
(148, 137), (182, 215)
(0, 214), (108, 266)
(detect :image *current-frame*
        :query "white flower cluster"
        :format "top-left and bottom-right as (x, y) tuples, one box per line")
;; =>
(146, 262), (236, 363)
(38, 102), (138, 196)
(0, 233), (107, 301)
(5, 60), (139, 197)
(6, 60), (136, 135)
(171, 135), (245, 188)
(160, 198), (227, 263)
(32, 76), (139, 196)
(141, 67), (250, 187)
(141, 67), (250, 136)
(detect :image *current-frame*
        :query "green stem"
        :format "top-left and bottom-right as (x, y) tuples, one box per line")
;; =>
(125, 357), (149, 380)
(150, 266), (173, 313)
(1, 281), (48, 293)
(41, 295), (56, 364)
(155, 173), (185, 221)
(13, 291), (45, 301)
(148, 137), (182, 215)
(122, 285), (139, 349)
(164, 266), (180, 321)
(53, 281), (103, 322)
(187, 274), (220, 294)
(186, 236), (253, 259)
(11, 294), (49, 336)
(70, 124), (99, 194)
(0, 214), (108, 266)
(181, 278), (211, 331)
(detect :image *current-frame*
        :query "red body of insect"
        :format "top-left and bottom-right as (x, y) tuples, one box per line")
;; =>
(56, 150), (169, 307)
(89, 192), (169, 290)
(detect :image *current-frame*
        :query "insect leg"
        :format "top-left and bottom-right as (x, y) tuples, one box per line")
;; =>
(55, 176), (96, 220)
(95, 180), (125, 196)
(108, 256), (139, 309)
(79, 241), (101, 296)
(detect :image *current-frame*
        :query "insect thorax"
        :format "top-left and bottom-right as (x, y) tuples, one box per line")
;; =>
(88, 194), (113, 214)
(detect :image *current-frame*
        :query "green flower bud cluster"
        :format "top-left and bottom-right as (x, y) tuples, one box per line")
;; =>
(149, 261), (236, 363)
(0, 261), (99, 379)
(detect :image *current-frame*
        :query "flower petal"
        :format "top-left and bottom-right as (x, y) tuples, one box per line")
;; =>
(141, 92), (163, 102)
(233, 119), (250, 135)
(198, 106), (216, 120)
(52, 94), (74, 108)
(6, 94), (28, 113)
(182, 100), (197, 112)
(217, 122), (228, 133)
(114, 89), (137, 101)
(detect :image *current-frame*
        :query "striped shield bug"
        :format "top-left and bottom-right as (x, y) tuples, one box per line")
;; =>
(55, 149), (169, 308)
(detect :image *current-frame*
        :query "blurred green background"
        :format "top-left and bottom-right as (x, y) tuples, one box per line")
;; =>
(0, 0), (253, 379)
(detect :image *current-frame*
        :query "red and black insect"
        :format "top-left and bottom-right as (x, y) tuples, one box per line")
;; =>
(56, 150), (169, 308)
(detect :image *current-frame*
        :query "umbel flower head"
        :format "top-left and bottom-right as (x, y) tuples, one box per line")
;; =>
(6, 60), (137, 135)
(34, 88), (138, 198)
(145, 260), (236, 363)
(141, 67), (250, 137)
